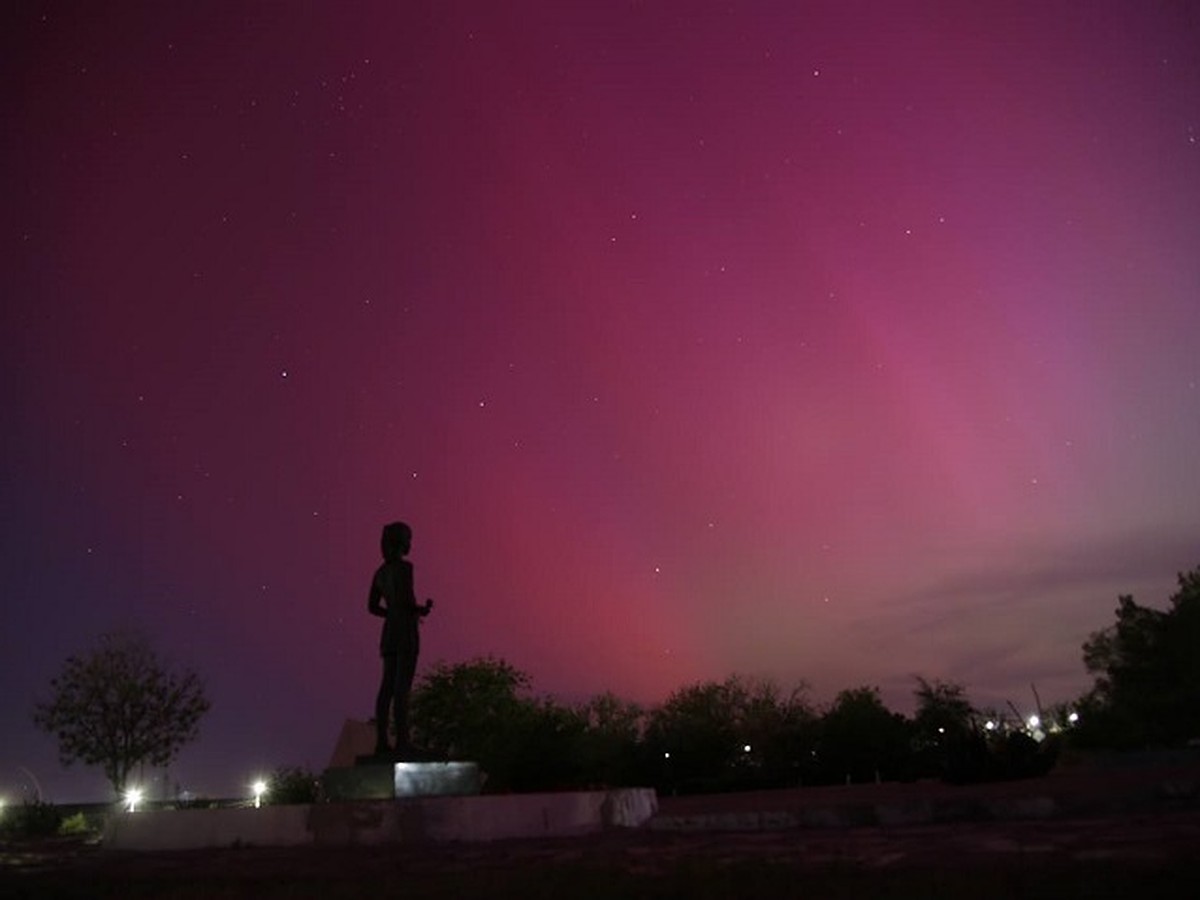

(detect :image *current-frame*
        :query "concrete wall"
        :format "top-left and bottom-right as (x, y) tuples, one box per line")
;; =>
(104, 804), (313, 851)
(103, 788), (658, 851)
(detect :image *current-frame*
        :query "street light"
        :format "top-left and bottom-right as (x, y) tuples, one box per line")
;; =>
(252, 779), (268, 809)
(124, 786), (144, 813)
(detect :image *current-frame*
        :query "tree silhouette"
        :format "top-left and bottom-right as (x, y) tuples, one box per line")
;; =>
(410, 656), (587, 790)
(1077, 566), (1200, 747)
(576, 692), (644, 787)
(911, 677), (987, 782)
(819, 686), (911, 783)
(644, 675), (814, 791)
(32, 632), (210, 796)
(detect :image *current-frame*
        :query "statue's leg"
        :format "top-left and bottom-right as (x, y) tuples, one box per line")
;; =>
(375, 654), (397, 753)
(393, 649), (419, 749)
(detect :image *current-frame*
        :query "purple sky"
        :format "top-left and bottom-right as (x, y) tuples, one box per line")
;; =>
(3, 1), (1198, 802)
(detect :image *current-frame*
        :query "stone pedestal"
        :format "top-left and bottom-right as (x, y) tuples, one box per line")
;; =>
(395, 760), (482, 797)
(321, 762), (395, 801)
(322, 760), (482, 801)
(322, 718), (482, 801)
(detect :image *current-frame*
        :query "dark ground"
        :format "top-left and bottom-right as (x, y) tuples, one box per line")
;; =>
(4, 761), (1199, 899)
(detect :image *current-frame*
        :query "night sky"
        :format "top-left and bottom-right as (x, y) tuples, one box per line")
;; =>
(3, 2), (1198, 803)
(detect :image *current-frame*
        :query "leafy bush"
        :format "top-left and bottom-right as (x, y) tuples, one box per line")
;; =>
(57, 811), (94, 836)
(266, 766), (320, 804)
(0, 801), (63, 839)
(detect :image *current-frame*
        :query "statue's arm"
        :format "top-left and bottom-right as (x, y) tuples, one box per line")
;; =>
(367, 575), (387, 617)
(400, 562), (424, 613)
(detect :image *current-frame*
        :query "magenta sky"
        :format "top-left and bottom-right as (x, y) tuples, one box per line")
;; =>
(3, 2), (1198, 802)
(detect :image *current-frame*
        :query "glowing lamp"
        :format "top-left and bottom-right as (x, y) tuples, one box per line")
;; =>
(252, 779), (268, 809)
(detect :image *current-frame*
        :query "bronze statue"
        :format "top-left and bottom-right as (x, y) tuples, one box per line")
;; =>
(368, 521), (433, 755)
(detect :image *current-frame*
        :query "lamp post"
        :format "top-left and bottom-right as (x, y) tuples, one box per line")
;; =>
(252, 779), (268, 809)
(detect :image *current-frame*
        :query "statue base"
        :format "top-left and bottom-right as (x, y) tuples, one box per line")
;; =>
(322, 760), (482, 801)
(322, 718), (482, 800)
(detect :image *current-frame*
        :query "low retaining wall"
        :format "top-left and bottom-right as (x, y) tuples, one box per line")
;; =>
(103, 788), (658, 851)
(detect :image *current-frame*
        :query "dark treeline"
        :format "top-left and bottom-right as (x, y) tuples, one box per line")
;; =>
(407, 565), (1200, 794)
(408, 663), (1056, 794)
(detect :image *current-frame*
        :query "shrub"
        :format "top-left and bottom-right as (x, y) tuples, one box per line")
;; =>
(267, 766), (320, 804)
(1, 801), (63, 839)
(57, 811), (94, 836)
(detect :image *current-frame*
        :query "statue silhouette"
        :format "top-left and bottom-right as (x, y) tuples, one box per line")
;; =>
(368, 521), (433, 755)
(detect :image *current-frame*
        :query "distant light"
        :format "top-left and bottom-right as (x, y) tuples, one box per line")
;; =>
(743, 744), (752, 753)
(1027, 715), (1040, 729)
(1067, 711), (1080, 724)
(125, 787), (144, 812)
(985, 720), (997, 731)
(252, 779), (268, 809)
(937, 726), (945, 734)
(663, 751), (671, 760)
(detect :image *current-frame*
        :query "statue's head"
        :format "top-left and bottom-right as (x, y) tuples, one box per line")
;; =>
(381, 521), (412, 563)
